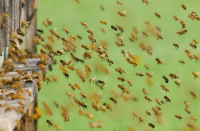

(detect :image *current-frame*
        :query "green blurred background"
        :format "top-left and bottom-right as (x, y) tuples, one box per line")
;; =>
(37, 0), (200, 130)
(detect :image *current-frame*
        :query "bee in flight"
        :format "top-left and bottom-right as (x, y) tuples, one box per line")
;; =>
(111, 25), (117, 31)
(46, 120), (53, 127)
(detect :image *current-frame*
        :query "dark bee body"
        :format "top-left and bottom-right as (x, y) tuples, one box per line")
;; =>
(148, 123), (155, 129)
(98, 80), (105, 86)
(111, 25), (117, 31)
(110, 97), (117, 104)
(164, 96), (171, 102)
(46, 120), (53, 127)
(163, 76), (169, 83)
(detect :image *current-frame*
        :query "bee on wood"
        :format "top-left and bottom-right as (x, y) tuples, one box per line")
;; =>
(190, 91), (197, 99)
(111, 25), (117, 31)
(155, 12), (161, 18)
(16, 28), (25, 36)
(110, 97), (117, 104)
(175, 115), (183, 120)
(148, 123), (155, 129)
(164, 96), (171, 102)
(46, 120), (53, 127)
(173, 43), (179, 49)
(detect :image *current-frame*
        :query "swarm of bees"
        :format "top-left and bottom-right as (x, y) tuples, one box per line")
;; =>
(1, 0), (200, 131)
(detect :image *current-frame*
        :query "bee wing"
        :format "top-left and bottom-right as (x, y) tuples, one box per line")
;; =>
(92, 76), (96, 80)
(151, 72), (154, 74)
(66, 57), (69, 61)
(122, 10), (126, 14)
(160, 58), (164, 61)
(98, 91), (102, 95)
(197, 72), (200, 74)
(91, 29), (94, 31)
(53, 27), (57, 31)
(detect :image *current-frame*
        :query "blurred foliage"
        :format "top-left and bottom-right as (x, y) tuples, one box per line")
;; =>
(37, 0), (200, 131)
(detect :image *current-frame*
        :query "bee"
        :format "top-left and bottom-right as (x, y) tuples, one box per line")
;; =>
(180, 21), (185, 28)
(145, 110), (151, 116)
(88, 35), (96, 43)
(173, 16), (180, 21)
(143, 89), (149, 94)
(106, 59), (114, 66)
(63, 28), (70, 35)
(187, 124), (196, 130)
(174, 80), (181, 86)
(161, 85), (169, 92)
(54, 102), (59, 108)
(136, 73), (144, 77)
(63, 73), (69, 79)
(175, 115), (183, 121)
(37, 29), (44, 34)
(110, 97), (117, 104)
(117, 26), (124, 33)
(146, 72), (153, 78)
(118, 11), (126, 17)
(46, 18), (53, 25)
(184, 108), (191, 114)
(100, 20), (107, 25)
(46, 120), (53, 127)
(193, 39), (198, 44)
(169, 73), (179, 79)
(80, 92), (87, 99)
(77, 35), (82, 39)
(127, 80), (132, 86)
(177, 30), (187, 35)
(182, 4), (187, 10)
(156, 58), (163, 65)
(87, 29), (94, 35)
(132, 112), (138, 119)
(100, 27), (106, 33)
(98, 80), (105, 86)
(3, 13), (9, 21)
(156, 99), (161, 105)
(144, 96), (152, 102)
(118, 77), (125, 82)
(184, 101), (189, 107)
(155, 12), (161, 18)
(156, 26), (161, 32)
(173, 43), (179, 49)
(194, 55), (199, 61)
(81, 21), (88, 28)
(148, 123), (155, 129)
(22, 21), (30, 28)
(70, 35), (77, 41)
(75, 84), (81, 90)
(115, 67), (125, 75)
(190, 91), (197, 99)
(16, 28), (25, 36)
(190, 43), (197, 49)
(164, 96), (171, 102)
(191, 116), (198, 121)
(57, 50), (65, 56)
(142, 0), (150, 5)
(43, 21), (48, 27)
(100, 5), (105, 10)
(192, 72), (199, 79)
(92, 103), (99, 111)
(89, 76), (96, 84)
(139, 117), (144, 123)
(115, 41), (125, 47)
(111, 25), (117, 31)
(144, 65), (149, 70)
(142, 31), (148, 37)
(117, 1), (123, 5)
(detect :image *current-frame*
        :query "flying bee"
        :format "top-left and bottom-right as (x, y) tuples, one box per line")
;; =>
(100, 27), (106, 33)
(144, 65), (149, 70)
(118, 77), (125, 82)
(139, 117), (144, 123)
(156, 99), (161, 105)
(173, 16), (180, 21)
(46, 18), (53, 25)
(75, 84), (81, 90)
(16, 28), (25, 36)
(143, 89), (149, 94)
(173, 43), (179, 49)
(156, 33), (163, 40)
(89, 76), (96, 84)
(156, 58), (163, 65)
(193, 39), (198, 44)
(185, 108), (191, 114)
(164, 96), (171, 102)
(136, 73), (144, 77)
(169, 73), (179, 79)
(161, 85), (169, 92)
(132, 112), (138, 119)
(111, 25), (117, 31)
(63, 28), (70, 35)
(177, 30), (187, 35)
(110, 97), (117, 104)
(118, 10), (126, 17)
(117, 26), (124, 33)
(190, 91), (197, 99)
(180, 21), (185, 28)
(88, 35), (96, 43)
(98, 80), (105, 86)
(54, 102), (59, 108)
(63, 73), (69, 79)
(43, 21), (48, 27)
(174, 80), (181, 86)
(115, 67), (125, 75)
(57, 50), (65, 56)
(87, 29), (94, 35)
(175, 115), (182, 120)
(22, 21), (30, 28)
(81, 21), (88, 28)
(84, 51), (92, 59)
(192, 72), (199, 79)
(101, 5), (104, 10)
(100, 20), (107, 25)
(142, 31), (148, 37)
(68, 84), (75, 90)
(182, 4), (187, 10)
(193, 55), (199, 62)
(144, 96), (152, 102)
(187, 124), (195, 130)
(106, 59), (114, 66)
(92, 103), (99, 111)
(155, 12), (161, 18)
(191, 116), (198, 122)
(142, 0), (150, 5)
(77, 35), (82, 39)
(184, 101), (189, 107)
(115, 41), (125, 47)
(117, 37), (124, 42)
(46, 120), (53, 127)
(146, 72), (153, 78)
(145, 110), (151, 116)
(127, 80), (132, 86)
(190, 43), (197, 49)
(70, 35), (77, 41)
(80, 92), (87, 99)
(117, 1), (123, 5)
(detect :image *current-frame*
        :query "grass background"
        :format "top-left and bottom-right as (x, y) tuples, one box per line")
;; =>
(37, 0), (200, 130)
